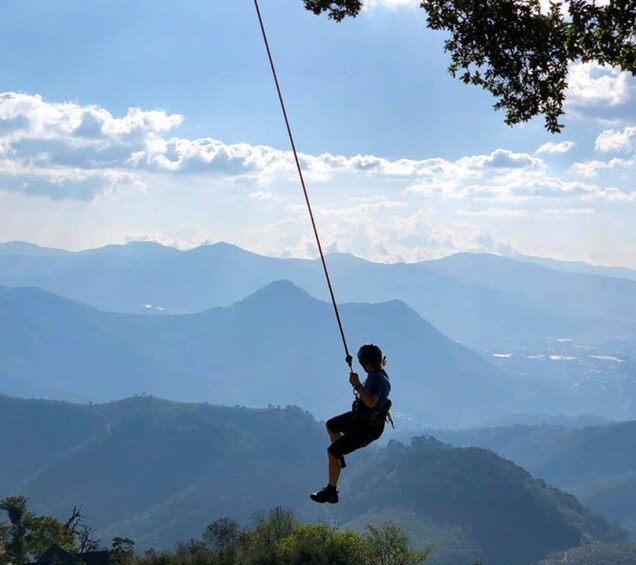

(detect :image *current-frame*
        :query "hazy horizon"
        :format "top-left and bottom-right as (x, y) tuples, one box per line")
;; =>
(3, 237), (636, 272)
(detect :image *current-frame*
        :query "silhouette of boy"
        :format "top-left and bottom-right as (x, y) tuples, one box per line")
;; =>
(310, 344), (391, 504)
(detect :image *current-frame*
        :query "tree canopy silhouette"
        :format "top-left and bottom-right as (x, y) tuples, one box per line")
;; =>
(0, 496), (76, 565)
(141, 507), (429, 565)
(302, 0), (636, 132)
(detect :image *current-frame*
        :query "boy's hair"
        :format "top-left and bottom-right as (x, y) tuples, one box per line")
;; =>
(357, 344), (383, 367)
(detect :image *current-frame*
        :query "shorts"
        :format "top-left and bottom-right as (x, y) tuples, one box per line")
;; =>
(326, 411), (385, 458)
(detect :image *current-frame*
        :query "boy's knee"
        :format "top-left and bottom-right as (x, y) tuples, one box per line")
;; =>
(328, 443), (342, 459)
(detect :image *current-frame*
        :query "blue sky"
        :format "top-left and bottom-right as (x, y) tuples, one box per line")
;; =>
(0, 0), (635, 266)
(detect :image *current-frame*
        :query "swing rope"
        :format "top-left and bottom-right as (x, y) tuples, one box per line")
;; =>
(253, 0), (353, 370)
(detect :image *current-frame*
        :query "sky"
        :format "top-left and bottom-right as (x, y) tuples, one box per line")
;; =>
(0, 0), (635, 267)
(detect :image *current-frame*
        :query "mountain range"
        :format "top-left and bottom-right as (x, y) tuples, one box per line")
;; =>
(0, 394), (629, 565)
(0, 279), (517, 427)
(1, 241), (636, 350)
(515, 254), (636, 283)
(430, 420), (636, 541)
(3, 240), (636, 563)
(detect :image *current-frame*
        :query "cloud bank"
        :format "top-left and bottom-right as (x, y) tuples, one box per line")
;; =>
(536, 141), (576, 155)
(1, 91), (635, 265)
(595, 126), (636, 154)
(1, 92), (632, 207)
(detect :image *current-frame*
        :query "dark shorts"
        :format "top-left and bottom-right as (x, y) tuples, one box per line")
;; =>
(326, 411), (385, 458)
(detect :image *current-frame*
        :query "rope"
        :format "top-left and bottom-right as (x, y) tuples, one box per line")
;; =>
(253, 0), (353, 370)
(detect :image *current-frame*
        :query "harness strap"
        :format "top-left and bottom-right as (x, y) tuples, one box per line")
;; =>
(369, 399), (394, 427)
(386, 411), (395, 429)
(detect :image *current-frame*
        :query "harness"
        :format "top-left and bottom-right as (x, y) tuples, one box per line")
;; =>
(369, 399), (394, 428)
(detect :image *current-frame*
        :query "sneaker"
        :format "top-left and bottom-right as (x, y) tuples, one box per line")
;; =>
(310, 485), (339, 504)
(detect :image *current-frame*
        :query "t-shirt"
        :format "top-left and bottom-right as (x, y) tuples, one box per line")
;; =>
(360, 369), (391, 415)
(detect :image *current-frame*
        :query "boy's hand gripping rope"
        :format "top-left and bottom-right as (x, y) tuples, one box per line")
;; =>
(253, 0), (353, 372)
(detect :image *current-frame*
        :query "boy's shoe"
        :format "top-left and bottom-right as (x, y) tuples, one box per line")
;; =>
(310, 485), (339, 504)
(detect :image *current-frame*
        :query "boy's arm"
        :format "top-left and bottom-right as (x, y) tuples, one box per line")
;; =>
(357, 386), (379, 409)
(349, 372), (379, 408)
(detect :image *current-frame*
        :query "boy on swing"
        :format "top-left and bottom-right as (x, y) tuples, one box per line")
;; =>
(310, 343), (392, 504)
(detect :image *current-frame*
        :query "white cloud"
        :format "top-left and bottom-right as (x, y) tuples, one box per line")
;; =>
(0, 92), (632, 208)
(0, 92), (180, 199)
(571, 157), (635, 177)
(458, 207), (596, 218)
(595, 126), (636, 154)
(365, 0), (420, 11)
(536, 141), (576, 154)
(538, 207), (595, 216)
(0, 92), (182, 141)
(461, 149), (543, 169)
(0, 159), (144, 201)
(571, 160), (607, 177)
(248, 190), (287, 203)
(0, 92), (543, 200)
(566, 63), (633, 117)
(270, 202), (513, 262)
(458, 208), (529, 218)
(408, 164), (633, 203)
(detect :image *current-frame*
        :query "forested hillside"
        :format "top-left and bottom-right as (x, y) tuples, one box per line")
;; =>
(431, 421), (636, 541)
(0, 394), (629, 564)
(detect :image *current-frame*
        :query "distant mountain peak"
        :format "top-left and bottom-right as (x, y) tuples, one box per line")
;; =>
(187, 241), (264, 259)
(437, 251), (505, 262)
(124, 241), (170, 249)
(0, 241), (70, 256)
(324, 252), (371, 264)
(80, 241), (179, 257)
(207, 241), (243, 250)
(238, 279), (315, 305)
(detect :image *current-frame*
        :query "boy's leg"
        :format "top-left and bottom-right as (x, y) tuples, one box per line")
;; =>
(327, 425), (342, 444)
(310, 449), (343, 504)
(311, 425), (376, 504)
(326, 412), (355, 469)
(328, 451), (341, 486)
(326, 426), (371, 479)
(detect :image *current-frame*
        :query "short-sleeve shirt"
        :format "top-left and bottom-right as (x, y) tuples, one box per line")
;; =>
(359, 369), (391, 415)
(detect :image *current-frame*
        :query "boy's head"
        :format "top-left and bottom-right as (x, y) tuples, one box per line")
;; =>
(357, 344), (384, 371)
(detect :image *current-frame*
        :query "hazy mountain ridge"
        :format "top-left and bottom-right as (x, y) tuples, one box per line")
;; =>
(0, 241), (322, 315)
(424, 252), (636, 326)
(0, 241), (72, 256)
(2, 241), (636, 348)
(513, 253), (636, 283)
(0, 394), (628, 564)
(0, 279), (514, 427)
